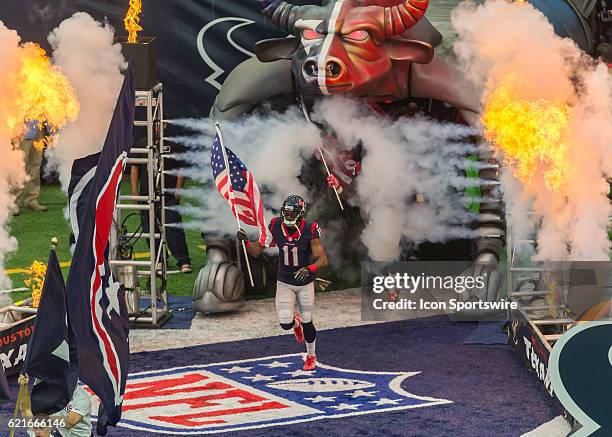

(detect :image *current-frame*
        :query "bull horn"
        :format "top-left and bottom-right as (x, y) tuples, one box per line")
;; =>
(259, 0), (303, 34)
(384, 0), (429, 38)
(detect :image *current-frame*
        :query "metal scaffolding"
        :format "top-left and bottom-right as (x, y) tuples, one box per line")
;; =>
(506, 213), (572, 349)
(506, 213), (612, 348)
(110, 83), (172, 328)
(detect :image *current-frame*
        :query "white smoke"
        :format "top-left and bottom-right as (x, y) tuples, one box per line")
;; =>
(0, 23), (29, 290)
(169, 109), (320, 235)
(314, 97), (483, 260)
(452, 0), (612, 261)
(566, 64), (612, 259)
(172, 97), (485, 262)
(0, 21), (26, 290)
(47, 12), (125, 190)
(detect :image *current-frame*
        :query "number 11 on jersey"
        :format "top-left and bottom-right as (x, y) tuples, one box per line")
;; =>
(282, 245), (299, 266)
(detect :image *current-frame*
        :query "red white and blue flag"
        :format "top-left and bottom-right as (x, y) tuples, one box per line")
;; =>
(65, 66), (134, 430)
(211, 131), (271, 246)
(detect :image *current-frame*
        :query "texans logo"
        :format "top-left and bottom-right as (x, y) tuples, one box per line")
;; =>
(197, 17), (255, 90)
(89, 354), (452, 434)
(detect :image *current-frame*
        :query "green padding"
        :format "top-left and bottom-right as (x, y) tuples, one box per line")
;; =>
(465, 155), (481, 213)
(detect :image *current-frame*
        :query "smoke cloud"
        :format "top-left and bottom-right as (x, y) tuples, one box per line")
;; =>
(314, 97), (482, 260)
(47, 12), (125, 190)
(452, 0), (612, 261)
(172, 97), (485, 262)
(169, 110), (320, 235)
(0, 23), (27, 289)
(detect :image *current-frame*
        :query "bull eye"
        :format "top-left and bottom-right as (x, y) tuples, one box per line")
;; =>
(343, 30), (369, 41)
(302, 29), (324, 40)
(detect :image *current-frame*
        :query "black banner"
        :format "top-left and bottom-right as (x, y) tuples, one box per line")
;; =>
(0, 0), (317, 118)
(0, 316), (35, 377)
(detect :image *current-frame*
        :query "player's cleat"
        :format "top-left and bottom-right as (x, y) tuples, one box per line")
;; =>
(293, 313), (305, 344)
(303, 355), (317, 371)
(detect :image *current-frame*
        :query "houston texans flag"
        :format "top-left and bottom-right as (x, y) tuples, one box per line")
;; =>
(211, 128), (271, 246)
(23, 248), (77, 414)
(65, 66), (134, 428)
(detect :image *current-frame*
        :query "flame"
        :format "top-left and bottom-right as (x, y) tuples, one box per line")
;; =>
(482, 76), (571, 191)
(25, 259), (47, 308)
(5, 43), (79, 148)
(125, 0), (143, 43)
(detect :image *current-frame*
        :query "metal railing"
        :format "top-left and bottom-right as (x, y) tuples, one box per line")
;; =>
(110, 83), (172, 328)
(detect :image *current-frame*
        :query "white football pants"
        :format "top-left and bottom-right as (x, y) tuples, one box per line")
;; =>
(275, 280), (315, 324)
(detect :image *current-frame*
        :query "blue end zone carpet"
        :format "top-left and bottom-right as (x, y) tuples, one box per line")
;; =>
(0, 320), (559, 436)
(164, 295), (195, 330)
(133, 295), (195, 330)
(463, 321), (509, 345)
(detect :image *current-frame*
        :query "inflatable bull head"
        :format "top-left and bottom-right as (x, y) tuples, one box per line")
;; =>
(256, 0), (434, 100)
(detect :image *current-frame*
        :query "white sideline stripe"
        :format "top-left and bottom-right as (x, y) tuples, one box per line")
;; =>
(0, 287), (28, 294)
(521, 416), (571, 437)
(318, 1), (344, 95)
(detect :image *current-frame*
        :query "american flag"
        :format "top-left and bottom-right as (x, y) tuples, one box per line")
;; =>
(211, 130), (270, 245)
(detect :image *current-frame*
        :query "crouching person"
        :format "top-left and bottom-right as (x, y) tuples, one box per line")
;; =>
(18, 374), (93, 437)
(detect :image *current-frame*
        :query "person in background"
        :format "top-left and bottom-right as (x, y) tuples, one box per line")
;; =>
(130, 128), (192, 273)
(16, 120), (49, 214)
(18, 374), (92, 437)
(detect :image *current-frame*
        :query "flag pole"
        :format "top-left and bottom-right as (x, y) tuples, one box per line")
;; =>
(9, 383), (25, 437)
(297, 98), (344, 211)
(317, 146), (344, 211)
(215, 123), (255, 288)
(9, 239), (57, 437)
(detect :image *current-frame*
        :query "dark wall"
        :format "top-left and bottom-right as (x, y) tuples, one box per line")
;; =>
(0, 1), (317, 118)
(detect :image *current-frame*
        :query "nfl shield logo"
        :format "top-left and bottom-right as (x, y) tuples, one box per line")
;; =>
(90, 354), (452, 434)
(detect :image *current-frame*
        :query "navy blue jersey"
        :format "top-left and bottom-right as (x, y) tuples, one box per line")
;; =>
(266, 217), (321, 285)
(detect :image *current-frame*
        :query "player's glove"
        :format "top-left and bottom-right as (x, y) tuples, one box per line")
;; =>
(326, 174), (340, 189)
(236, 229), (248, 242)
(294, 267), (310, 283)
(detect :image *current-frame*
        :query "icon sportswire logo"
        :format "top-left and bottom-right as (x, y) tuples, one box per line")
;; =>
(89, 353), (452, 434)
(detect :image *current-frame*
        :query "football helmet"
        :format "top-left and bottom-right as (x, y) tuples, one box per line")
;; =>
(281, 195), (306, 227)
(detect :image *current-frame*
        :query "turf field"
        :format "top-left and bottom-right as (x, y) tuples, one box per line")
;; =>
(5, 183), (205, 303)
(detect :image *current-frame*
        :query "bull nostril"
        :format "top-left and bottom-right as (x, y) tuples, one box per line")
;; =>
(326, 61), (342, 77)
(303, 61), (318, 78)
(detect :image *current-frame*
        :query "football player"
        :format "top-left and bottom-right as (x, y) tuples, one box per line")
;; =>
(237, 195), (328, 371)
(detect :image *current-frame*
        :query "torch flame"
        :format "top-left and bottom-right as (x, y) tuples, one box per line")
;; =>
(125, 0), (143, 43)
(482, 76), (571, 191)
(25, 259), (46, 308)
(5, 43), (79, 149)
